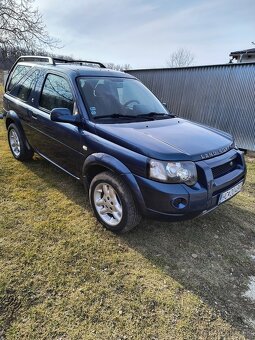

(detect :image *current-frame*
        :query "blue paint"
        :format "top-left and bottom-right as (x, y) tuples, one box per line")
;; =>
(3, 59), (246, 222)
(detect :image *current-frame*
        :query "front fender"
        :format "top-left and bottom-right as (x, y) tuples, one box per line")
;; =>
(82, 153), (146, 213)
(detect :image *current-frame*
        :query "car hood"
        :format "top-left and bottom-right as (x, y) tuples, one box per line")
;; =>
(95, 118), (234, 161)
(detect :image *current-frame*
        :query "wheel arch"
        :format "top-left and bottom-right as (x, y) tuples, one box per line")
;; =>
(82, 153), (146, 213)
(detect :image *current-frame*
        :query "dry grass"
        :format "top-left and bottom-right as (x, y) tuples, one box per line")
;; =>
(0, 88), (254, 339)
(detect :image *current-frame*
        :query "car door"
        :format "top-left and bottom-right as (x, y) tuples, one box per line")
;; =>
(27, 72), (85, 178)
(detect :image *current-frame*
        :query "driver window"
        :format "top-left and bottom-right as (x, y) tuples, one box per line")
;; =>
(39, 74), (74, 113)
(122, 81), (145, 104)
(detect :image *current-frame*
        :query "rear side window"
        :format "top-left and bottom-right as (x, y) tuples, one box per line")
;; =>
(11, 70), (40, 102)
(8, 65), (31, 91)
(39, 74), (74, 112)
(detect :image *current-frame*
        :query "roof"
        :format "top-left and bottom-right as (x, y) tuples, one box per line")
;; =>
(230, 48), (255, 57)
(12, 55), (136, 79)
(17, 61), (135, 79)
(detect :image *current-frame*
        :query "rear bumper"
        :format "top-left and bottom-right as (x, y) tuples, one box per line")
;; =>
(134, 149), (246, 221)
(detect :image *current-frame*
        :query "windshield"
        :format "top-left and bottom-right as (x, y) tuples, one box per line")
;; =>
(77, 77), (170, 121)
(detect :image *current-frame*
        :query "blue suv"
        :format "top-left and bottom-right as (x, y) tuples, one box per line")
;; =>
(3, 56), (246, 232)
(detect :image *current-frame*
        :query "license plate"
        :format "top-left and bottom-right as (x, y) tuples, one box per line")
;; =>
(218, 181), (243, 204)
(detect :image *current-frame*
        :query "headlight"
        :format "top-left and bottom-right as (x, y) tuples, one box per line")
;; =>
(233, 140), (238, 149)
(149, 159), (197, 186)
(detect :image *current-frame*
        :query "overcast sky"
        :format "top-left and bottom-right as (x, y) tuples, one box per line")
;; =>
(35, 0), (255, 69)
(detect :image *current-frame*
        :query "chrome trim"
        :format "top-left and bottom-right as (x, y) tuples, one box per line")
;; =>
(36, 151), (80, 180)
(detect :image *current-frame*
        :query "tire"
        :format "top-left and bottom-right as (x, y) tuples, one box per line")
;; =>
(89, 171), (141, 233)
(8, 123), (34, 161)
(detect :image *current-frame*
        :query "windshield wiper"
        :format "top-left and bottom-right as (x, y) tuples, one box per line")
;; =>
(93, 112), (175, 121)
(93, 113), (136, 120)
(136, 112), (175, 119)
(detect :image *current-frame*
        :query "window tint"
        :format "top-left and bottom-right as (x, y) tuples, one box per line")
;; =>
(39, 74), (74, 112)
(8, 65), (31, 91)
(12, 70), (40, 102)
(78, 77), (167, 118)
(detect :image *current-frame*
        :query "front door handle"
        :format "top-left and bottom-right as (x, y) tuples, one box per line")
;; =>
(27, 109), (37, 119)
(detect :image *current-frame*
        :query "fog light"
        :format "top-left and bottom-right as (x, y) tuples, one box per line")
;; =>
(172, 197), (188, 209)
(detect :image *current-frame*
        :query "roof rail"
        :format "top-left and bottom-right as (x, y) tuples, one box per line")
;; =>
(5, 54), (106, 92)
(52, 58), (106, 68)
(16, 55), (106, 68)
(6, 55), (106, 90)
(16, 55), (54, 64)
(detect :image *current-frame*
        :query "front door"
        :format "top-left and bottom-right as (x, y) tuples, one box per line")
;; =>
(27, 72), (85, 178)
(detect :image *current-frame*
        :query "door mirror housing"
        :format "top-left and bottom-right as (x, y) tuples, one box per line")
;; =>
(50, 108), (82, 126)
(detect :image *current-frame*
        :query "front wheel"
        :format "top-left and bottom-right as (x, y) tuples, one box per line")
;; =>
(89, 171), (141, 233)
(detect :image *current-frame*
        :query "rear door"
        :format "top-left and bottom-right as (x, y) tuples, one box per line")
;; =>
(27, 72), (85, 178)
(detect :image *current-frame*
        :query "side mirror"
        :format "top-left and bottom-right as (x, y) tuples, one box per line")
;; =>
(162, 102), (168, 108)
(50, 108), (82, 126)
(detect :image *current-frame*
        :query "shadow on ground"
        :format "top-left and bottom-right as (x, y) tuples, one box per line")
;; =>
(122, 205), (255, 338)
(25, 155), (255, 338)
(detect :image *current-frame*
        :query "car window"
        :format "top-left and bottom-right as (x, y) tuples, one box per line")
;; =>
(39, 74), (74, 112)
(8, 65), (31, 91)
(78, 77), (167, 118)
(11, 70), (40, 102)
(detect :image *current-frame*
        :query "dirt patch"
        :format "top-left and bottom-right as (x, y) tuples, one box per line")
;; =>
(246, 151), (255, 159)
(243, 277), (255, 301)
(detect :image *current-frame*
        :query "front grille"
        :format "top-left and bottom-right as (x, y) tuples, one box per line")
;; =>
(212, 157), (238, 179)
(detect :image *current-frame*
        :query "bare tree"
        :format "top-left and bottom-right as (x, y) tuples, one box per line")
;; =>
(0, 46), (76, 69)
(0, 0), (60, 52)
(122, 63), (131, 71)
(167, 48), (194, 67)
(106, 62), (131, 71)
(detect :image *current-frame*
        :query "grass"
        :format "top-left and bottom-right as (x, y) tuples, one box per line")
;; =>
(0, 90), (255, 339)
(0, 84), (4, 96)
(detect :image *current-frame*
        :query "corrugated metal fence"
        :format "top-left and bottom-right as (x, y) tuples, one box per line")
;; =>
(127, 63), (255, 151)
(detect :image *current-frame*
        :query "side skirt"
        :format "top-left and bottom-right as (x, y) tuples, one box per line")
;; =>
(36, 151), (81, 181)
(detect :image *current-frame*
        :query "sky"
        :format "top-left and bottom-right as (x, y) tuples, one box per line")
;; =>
(35, 0), (255, 69)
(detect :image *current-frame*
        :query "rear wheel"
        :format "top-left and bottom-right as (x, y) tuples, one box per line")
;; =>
(8, 123), (34, 161)
(89, 171), (141, 233)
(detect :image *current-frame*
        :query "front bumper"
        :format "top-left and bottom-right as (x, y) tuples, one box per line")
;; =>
(134, 149), (246, 221)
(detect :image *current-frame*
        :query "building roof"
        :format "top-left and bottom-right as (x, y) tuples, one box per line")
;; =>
(230, 48), (255, 57)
